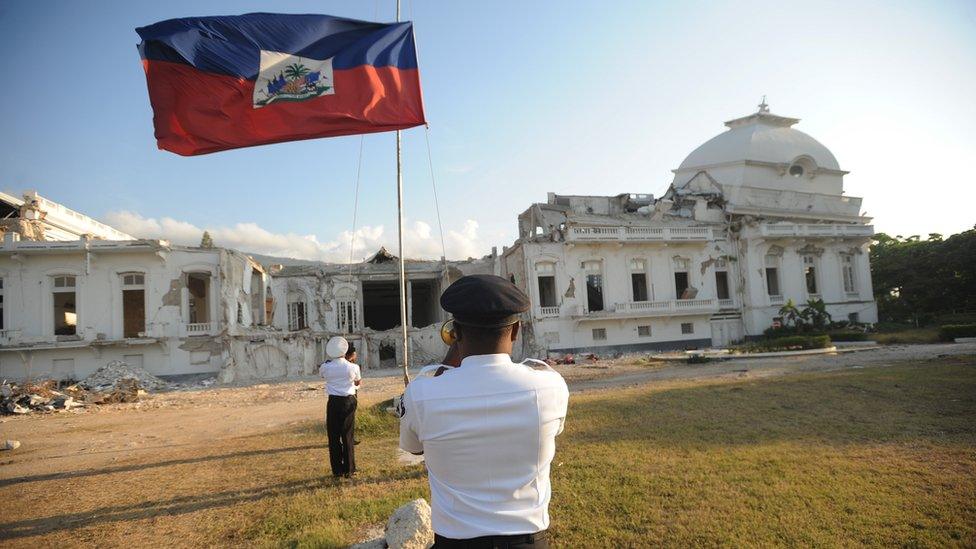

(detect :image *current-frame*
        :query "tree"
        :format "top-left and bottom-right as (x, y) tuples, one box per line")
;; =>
(800, 298), (832, 330)
(284, 63), (309, 80)
(870, 227), (976, 323)
(778, 298), (801, 327)
(200, 231), (214, 248)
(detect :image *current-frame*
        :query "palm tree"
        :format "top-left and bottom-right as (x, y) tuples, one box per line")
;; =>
(284, 63), (310, 80)
(778, 298), (802, 327)
(800, 298), (832, 330)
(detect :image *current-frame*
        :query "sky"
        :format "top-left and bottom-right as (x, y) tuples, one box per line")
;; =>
(1, 0), (974, 262)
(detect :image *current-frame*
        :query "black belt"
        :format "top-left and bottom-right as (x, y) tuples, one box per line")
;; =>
(434, 530), (547, 548)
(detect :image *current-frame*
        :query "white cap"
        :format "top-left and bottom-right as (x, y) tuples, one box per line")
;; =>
(326, 336), (349, 359)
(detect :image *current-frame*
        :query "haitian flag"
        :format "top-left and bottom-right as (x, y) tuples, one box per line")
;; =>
(136, 13), (426, 156)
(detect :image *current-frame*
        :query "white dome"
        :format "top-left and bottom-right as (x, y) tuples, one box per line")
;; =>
(678, 110), (840, 171)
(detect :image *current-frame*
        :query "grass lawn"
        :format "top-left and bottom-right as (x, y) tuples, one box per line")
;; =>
(873, 327), (941, 345)
(4, 356), (972, 548)
(241, 356), (975, 547)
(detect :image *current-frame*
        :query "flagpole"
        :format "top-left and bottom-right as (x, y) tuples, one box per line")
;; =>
(396, 0), (411, 387)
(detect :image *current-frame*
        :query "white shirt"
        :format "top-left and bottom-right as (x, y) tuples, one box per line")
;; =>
(320, 357), (361, 396)
(398, 353), (569, 539)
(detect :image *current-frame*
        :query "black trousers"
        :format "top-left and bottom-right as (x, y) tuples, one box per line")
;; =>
(433, 531), (548, 549)
(326, 394), (357, 476)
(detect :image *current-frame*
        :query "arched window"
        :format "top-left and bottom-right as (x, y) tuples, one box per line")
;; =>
(764, 254), (782, 301)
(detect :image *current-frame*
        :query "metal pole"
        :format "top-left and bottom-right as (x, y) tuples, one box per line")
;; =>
(396, 0), (410, 386)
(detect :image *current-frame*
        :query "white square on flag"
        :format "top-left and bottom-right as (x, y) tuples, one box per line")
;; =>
(253, 51), (335, 108)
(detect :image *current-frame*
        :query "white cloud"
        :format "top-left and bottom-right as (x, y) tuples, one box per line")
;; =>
(102, 211), (491, 262)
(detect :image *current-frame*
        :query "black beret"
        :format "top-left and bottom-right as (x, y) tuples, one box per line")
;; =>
(440, 274), (530, 328)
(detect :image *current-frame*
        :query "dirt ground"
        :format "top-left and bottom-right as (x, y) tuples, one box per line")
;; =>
(1, 342), (973, 547)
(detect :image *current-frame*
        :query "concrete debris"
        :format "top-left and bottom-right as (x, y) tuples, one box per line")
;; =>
(80, 360), (169, 392)
(167, 376), (218, 391)
(1, 362), (169, 415)
(384, 498), (433, 549)
(2, 440), (20, 451)
(1, 379), (89, 415)
(89, 378), (147, 404)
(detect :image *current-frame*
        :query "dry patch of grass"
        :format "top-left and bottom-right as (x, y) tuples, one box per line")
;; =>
(550, 356), (976, 546)
(2, 358), (973, 547)
(873, 327), (941, 344)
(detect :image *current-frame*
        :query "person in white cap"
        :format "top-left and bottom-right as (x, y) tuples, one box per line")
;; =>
(320, 336), (361, 477)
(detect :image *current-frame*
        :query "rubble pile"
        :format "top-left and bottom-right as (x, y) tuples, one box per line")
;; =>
(88, 378), (146, 404)
(1, 379), (87, 414)
(80, 360), (169, 392)
(1, 360), (171, 415)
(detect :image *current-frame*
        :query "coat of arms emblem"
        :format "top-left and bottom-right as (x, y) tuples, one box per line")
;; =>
(253, 51), (335, 108)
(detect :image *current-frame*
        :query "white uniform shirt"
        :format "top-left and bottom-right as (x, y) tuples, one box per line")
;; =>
(320, 358), (361, 396)
(398, 353), (569, 539)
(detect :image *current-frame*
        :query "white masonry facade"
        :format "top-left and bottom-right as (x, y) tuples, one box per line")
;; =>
(502, 104), (877, 355)
(0, 105), (878, 380)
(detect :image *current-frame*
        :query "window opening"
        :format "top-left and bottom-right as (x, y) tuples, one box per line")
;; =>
(583, 261), (604, 312)
(53, 275), (77, 336)
(186, 273), (210, 323)
(410, 279), (439, 328)
(363, 280), (401, 330)
(803, 256), (818, 295)
(122, 273), (145, 338)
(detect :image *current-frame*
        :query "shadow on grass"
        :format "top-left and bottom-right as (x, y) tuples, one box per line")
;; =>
(4, 401), (400, 492)
(0, 466), (426, 541)
(567, 358), (976, 448)
(0, 444), (324, 489)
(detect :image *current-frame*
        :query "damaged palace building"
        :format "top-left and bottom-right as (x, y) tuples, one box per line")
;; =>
(503, 104), (877, 355)
(0, 104), (877, 381)
(0, 190), (498, 381)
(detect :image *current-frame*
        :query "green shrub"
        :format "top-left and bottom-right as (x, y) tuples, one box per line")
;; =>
(763, 325), (802, 338)
(826, 331), (870, 342)
(733, 335), (832, 354)
(935, 313), (976, 325)
(938, 324), (976, 341)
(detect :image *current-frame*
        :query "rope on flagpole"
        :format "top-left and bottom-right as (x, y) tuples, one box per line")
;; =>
(424, 126), (448, 261)
(347, 135), (366, 278)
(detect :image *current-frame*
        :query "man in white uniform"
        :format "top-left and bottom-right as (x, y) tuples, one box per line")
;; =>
(398, 275), (569, 548)
(320, 336), (361, 478)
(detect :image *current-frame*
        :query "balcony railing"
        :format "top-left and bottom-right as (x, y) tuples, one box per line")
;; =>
(759, 223), (874, 238)
(600, 298), (719, 318)
(185, 322), (217, 336)
(567, 225), (713, 243)
(769, 294), (784, 304)
(718, 298), (735, 309)
(539, 306), (560, 318)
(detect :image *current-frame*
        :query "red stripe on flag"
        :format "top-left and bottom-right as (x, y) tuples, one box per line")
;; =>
(141, 60), (426, 156)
